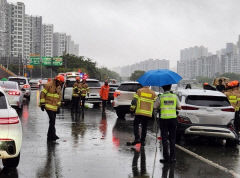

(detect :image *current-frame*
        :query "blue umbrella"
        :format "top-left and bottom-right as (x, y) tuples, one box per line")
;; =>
(137, 69), (182, 87)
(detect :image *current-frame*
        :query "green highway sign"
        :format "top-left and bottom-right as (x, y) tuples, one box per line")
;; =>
(42, 57), (63, 66)
(52, 57), (63, 66)
(30, 56), (40, 65)
(42, 57), (52, 66)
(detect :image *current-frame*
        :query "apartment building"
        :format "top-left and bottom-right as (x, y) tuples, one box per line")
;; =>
(42, 24), (53, 57)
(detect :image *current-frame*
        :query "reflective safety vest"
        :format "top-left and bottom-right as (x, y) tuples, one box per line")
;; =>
(72, 82), (81, 97)
(134, 87), (156, 118)
(80, 83), (89, 97)
(40, 81), (62, 112)
(225, 91), (238, 111)
(159, 92), (177, 119)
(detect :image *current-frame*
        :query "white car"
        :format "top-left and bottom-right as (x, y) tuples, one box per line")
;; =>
(8, 76), (31, 100)
(63, 78), (101, 105)
(0, 81), (24, 111)
(113, 82), (142, 118)
(0, 88), (22, 167)
(176, 89), (238, 145)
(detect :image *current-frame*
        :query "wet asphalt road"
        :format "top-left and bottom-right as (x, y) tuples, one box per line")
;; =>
(0, 91), (239, 178)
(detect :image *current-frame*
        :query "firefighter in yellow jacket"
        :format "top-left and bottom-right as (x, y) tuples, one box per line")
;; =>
(80, 79), (89, 111)
(71, 76), (81, 113)
(40, 75), (64, 141)
(129, 86), (156, 146)
(227, 81), (240, 137)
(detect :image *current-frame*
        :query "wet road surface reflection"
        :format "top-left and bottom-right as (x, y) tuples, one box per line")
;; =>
(0, 91), (238, 177)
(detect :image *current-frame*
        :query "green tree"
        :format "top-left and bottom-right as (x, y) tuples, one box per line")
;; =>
(220, 73), (240, 81)
(196, 76), (213, 84)
(130, 70), (145, 81)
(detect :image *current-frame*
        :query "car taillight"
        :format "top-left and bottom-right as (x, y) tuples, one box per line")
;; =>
(181, 106), (199, 110)
(114, 91), (120, 98)
(23, 84), (30, 88)
(177, 115), (192, 124)
(8, 91), (20, 96)
(221, 108), (235, 112)
(0, 117), (19, 124)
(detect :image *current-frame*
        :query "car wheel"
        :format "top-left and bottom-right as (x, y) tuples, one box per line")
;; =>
(116, 109), (126, 119)
(2, 153), (20, 168)
(226, 139), (238, 147)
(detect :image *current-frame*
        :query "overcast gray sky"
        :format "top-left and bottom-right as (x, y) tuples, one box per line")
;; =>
(9, 0), (240, 69)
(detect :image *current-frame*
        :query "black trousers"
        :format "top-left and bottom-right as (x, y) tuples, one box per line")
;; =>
(159, 118), (177, 160)
(102, 100), (107, 111)
(134, 115), (148, 143)
(46, 110), (57, 138)
(71, 97), (80, 112)
(81, 96), (86, 110)
(234, 111), (240, 136)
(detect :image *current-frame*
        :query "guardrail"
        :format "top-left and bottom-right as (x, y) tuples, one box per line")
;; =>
(0, 64), (17, 77)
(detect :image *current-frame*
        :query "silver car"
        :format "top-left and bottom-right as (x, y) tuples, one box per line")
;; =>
(8, 76), (31, 100)
(0, 81), (24, 111)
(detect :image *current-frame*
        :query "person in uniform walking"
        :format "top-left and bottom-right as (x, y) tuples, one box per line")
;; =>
(40, 75), (64, 141)
(71, 76), (81, 113)
(154, 84), (181, 163)
(129, 86), (156, 146)
(80, 79), (89, 111)
(216, 79), (225, 92)
(100, 80), (110, 112)
(227, 81), (240, 138)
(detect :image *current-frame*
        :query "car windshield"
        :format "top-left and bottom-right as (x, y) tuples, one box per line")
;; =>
(0, 92), (7, 109)
(87, 81), (100, 87)
(185, 95), (230, 107)
(66, 80), (76, 87)
(9, 78), (26, 85)
(0, 82), (17, 89)
(118, 84), (142, 92)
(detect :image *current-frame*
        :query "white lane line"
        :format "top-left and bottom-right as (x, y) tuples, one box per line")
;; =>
(147, 133), (240, 178)
(175, 144), (240, 178)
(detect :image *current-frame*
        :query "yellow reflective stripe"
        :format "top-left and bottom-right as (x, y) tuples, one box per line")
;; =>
(42, 88), (48, 94)
(133, 94), (139, 98)
(46, 93), (60, 98)
(229, 96), (237, 100)
(237, 98), (240, 101)
(57, 102), (61, 106)
(45, 104), (57, 110)
(40, 99), (45, 103)
(229, 100), (237, 104)
(141, 92), (152, 98)
(140, 97), (154, 103)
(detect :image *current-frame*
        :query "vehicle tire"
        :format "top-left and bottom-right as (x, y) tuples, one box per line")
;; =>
(116, 109), (126, 119)
(2, 153), (20, 168)
(226, 139), (238, 147)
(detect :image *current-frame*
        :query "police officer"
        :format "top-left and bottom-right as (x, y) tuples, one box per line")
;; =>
(129, 86), (156, 146)
(80, 79), (89, 111)
(71, 76), (81, 113)
(154, 84), (181, 163)
(40, 75), (64, 141)
(230, 81), (240, 137)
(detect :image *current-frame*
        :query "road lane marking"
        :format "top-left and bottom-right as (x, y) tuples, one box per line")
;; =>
(175, 144), (240, 178)
(147, 133), (240, 178)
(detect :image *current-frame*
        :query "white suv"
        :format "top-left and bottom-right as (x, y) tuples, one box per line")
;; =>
(0, 88), (22, 167)
(8, 76), (31, 100)
(176, 89), (238, 145)
(113, 82), (142, 118)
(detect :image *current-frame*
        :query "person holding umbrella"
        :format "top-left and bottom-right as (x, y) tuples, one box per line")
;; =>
(154, 84), (181, 163)
(137, 69), (182, 163)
